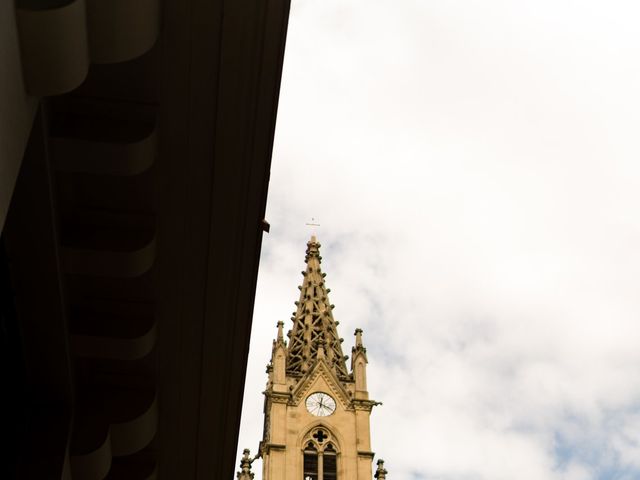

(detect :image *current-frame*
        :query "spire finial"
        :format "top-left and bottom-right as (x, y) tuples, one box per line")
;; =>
(236, 449), (255, 479)
(355, 328), (363, 347)
(277, 320), (284, 342)
(375, 459), (388, 479)
(305, 235), (321, 263)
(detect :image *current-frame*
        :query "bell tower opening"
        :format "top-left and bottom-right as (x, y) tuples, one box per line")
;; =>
(323, 443), (338, 480)
(303, 442), (319, 480)
(301, 427), (339, 480)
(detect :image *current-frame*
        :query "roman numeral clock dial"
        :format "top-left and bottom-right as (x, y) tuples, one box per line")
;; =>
(305, 392), (336, 417)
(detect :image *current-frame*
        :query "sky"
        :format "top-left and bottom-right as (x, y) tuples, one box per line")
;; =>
(236, 1), (640, 479)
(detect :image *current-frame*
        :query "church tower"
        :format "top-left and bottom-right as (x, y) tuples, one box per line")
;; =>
(249, 236), (383, 479)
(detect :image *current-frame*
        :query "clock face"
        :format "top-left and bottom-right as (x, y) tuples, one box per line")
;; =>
(306, 392), (336, 417)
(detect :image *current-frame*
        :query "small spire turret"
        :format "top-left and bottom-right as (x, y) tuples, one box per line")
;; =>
(352, 327), (368, 360)
(236, 449), (255, 479)
(351, 328), (369, 397)
(276, 320), (284, 343)
(271, 321), (287, 387)
(374, 459), (388, 479)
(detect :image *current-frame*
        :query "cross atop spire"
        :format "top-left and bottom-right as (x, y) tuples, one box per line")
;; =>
(305, 217), (320, 228)
(286, 237), (348, 379)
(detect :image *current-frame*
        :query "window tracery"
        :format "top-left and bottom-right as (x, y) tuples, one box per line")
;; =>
(302, 428), (339, 480)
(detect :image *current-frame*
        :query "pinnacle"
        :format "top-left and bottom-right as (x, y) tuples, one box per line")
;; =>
(286, 237), (349, 379)
(236, 449), (255, 479)
(375, 459), (388, 479)
(276, 320), (284, 342)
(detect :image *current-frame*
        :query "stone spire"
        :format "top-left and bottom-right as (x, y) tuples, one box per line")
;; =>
(286, 236), (349, 379)
(374, 459), (388, 479)
(236, 449), (255, 479)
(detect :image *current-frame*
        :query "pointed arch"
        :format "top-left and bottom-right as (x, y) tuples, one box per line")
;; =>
(299, 423), (341, 480)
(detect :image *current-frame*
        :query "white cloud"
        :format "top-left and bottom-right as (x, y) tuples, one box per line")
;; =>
(237, 1), (640, 478)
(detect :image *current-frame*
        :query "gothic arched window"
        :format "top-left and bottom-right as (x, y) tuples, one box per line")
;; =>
(302, 429), (339, 480)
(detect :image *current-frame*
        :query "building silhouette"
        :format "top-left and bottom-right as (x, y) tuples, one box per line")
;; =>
(238, 237), (388, 479)
(1, 1), (290, 478)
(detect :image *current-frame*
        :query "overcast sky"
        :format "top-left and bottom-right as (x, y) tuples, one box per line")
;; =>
(236, 1), (640, 479)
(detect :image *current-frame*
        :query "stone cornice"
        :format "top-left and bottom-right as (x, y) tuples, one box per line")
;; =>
(263, 390), (291, 404)
(357, 450), (376, 459)
(262, 443), (286, 454)
(352, 399), (380, 412)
